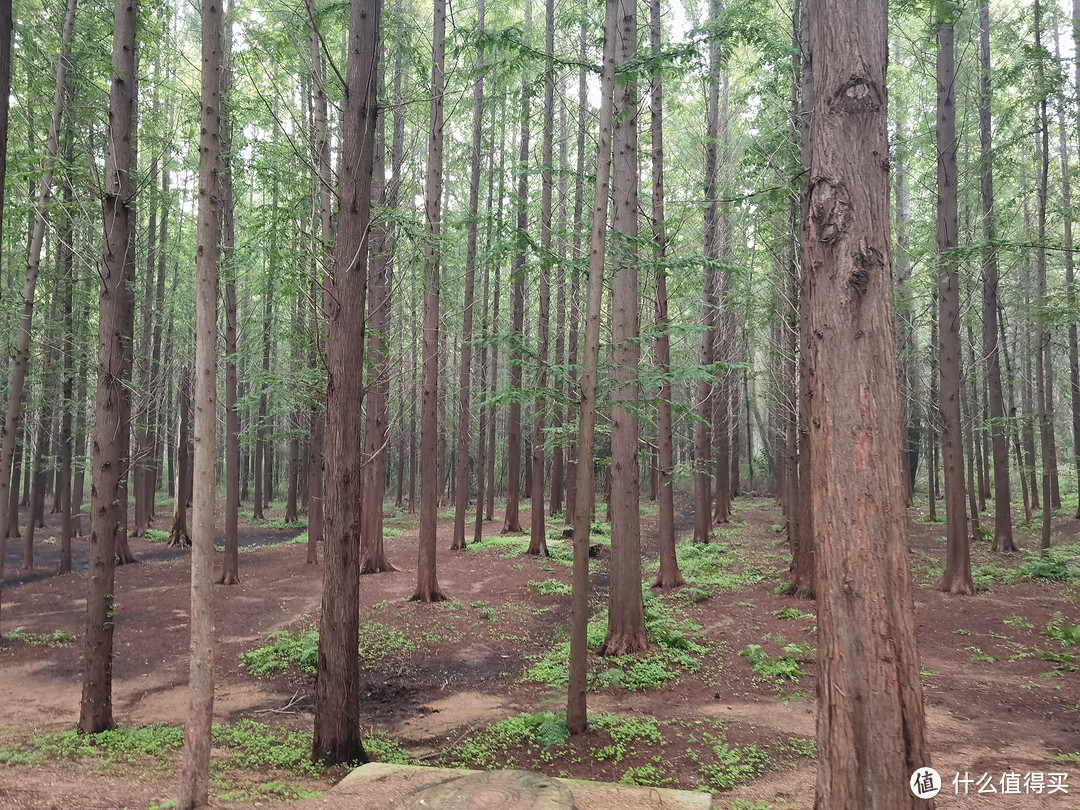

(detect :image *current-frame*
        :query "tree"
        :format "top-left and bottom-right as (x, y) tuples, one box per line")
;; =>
(804, 0), (933, 801)
(650, 0), (682, 590)
(412, 0), (447, 603)
(312, 0), (379, 766)
(599, 0), (645, 656)
(80, 0), (139, 734)
(694, 0), (721, 546)
(934, 8), (973, 596)
(978, 1), (1014, 553)
(567, 0), (616, 736)
(451, 0), (486, 553)
(178, 0), (222, 800)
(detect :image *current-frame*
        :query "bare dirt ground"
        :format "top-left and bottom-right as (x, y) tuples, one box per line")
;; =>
(0, 493), (1078, 809)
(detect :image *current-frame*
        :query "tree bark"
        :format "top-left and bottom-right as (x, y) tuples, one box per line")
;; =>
(979, 1), (1014, 551)
(935, 15), (973, 596)
(451, 0), (486, 552)
(1035, 0), (1052, 553)
(651, 0), (682, 590)
(804, 0), (933, 801)
(80, 0), (138, 733)
(411, 0), (447, 603)
(178, 0), (222, 797)
(567, 0), (616, 735)
(311, 0), (378, 767)
(599, 0), (645, 657)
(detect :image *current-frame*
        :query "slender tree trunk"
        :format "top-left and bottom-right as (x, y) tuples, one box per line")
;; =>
(1035, 0), (1052, 553)
(219, 0), (240, 584)
(178, 0), (222, 796)
(712, 67), (733, 526)
(58, 122), (75, 575)
(311, 0), (378, 766)
(1071, 0), (1080, 520)
(503, 0), (531, 535)
(80, 0), (137, 732)
(651, 0), (682, 589)
(568, 0), (616, 735)
(565, 17), (586, 526)
(1000, 305), (1031, 523)
(979, 1), (1014, 550)
(549, 90), (568, 520)
(412, 0), (447, 603)
(694, 0), (721, 545)
(528, 0), (553, 556)
(168, 368), (193, 548)
(452, 0), (486, 551)
(360, 41), (396, 575)
(805, 0), (932, 799)
(936, 16), (973, 596)
(600, 0), (645, 656)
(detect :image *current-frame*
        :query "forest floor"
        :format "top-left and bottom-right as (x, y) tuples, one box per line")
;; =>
(0, 492), (1078, 809)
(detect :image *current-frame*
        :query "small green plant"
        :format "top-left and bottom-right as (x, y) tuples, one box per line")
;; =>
(965, 646), (996, 663)
(529, 579), (571, 596)
(786, 737), (817, 757)
(1056, 752), (1080, 766)
(2, 628), (77, 647)
(1004, 614), (1034, 630)
(739, 644), (802, 681)
(952, 629), (971, 636)
(241, 629), (319, 676)
(144, 528), (170, 543)
(774, 607), (814, 621)
(212, 719), (321, 776)
(1042, 612), (1080, 648)
(469, 601), (497, 621)
(288, 532), (308, 545)
(619, 764), (672, 787)
(269, 518), (307, 531)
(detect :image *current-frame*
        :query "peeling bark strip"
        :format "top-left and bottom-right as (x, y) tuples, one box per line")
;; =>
(804, 0), (932, 805)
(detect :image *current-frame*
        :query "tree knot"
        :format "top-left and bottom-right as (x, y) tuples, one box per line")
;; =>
(809, 178), (851, 245)
(829, 77), (882, 113)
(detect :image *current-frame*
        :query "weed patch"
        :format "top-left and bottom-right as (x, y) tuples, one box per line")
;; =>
(2, 628), (76, 647)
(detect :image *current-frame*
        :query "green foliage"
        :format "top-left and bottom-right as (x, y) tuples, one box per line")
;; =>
(1042, 612), (1080, 648)
(364, 730), (415, 765)
(212, 720), (321, 776)
(144, 529), (170, 543)
(1016, 552), (1078, 583)
(773, 607), (814, 621)
(2, 628), (76, 647)
(1004, 613), (1034, 630)
(530, 579), (572, 596)
(29, 724), (184, 765)
(738, 643), (804, 681)
(786, 737), (816, 757)
(619, 764), (673, 787)
(241, 628), (319, 676)
(288, 532), (308, 545)
(469, 601), (498, 621)
(269, 518), (307, 530)
(965, 646), (997, 663)
(446, 712), (570, 769)
(685, 732), (770, 792)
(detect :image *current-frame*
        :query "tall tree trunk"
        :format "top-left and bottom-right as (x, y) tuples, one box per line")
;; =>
(1000, 305), (1031, 523)
(312, 0), (378, 766)
(979, 1), (1014, 550)
(168, 369), (193, 548)
(133, 149), (158, 538)
(360, 37), (395, 575)
(564, 16), (587, 526)
(178, 0), (222, 796)
(936, 15), (973, 596)
(486, 90), (506, 523)
(805, 0), (932, 799)
(712, 67), (733, 526)
(528, 0), (553, 556)
(411, 0), (447, 603)
(452, 0), (486, 552)
(651, 0), (682, 589)
(219, 0), (240, 585)
(503, 0), (532, 535)
(58, 122), (75, 575)
(1035, 0), (1052, 553)
(80, 0), (137, 732)
(694, 0), (721, 544)
(567, 0), (617, 735)
(549, 88), (568, 521)
(1071, 0), (1080, 520)
(600, 0), (645, 656)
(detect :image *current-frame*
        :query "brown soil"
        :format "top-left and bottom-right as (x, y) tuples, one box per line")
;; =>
(0, 494), (1078, 809)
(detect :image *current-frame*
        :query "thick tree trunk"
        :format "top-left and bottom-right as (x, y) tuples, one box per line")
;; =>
(935, 18), (973, 596)
(312, 0), (378, 767)
(567, 0), (616, 735)
(599, 0), (645, 657)
(411, 0), (447, 603)
(80, 0), (137, 732)
(804, 0), (933, 800)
